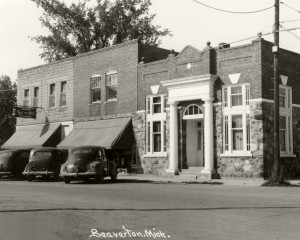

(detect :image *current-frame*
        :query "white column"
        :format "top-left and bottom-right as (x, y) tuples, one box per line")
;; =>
(166, 101), (178, 174)
(201, 99), (215, 174)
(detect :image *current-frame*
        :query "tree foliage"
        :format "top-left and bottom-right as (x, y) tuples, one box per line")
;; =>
(31, 0), (172, 62)
(0, 76), (16, 146)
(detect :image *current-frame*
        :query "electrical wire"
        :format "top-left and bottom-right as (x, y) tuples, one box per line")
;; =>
(192, 0), (274, 14)
(280, 1), (300, 14)
(280, 24), (300, 41)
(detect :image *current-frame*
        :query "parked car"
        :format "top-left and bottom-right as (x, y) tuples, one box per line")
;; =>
(23, 147), (67, 181)
(0, 149), (31, 179)
(60, 146), (117, 184)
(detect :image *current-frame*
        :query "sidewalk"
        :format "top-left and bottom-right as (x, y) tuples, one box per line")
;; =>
(117, 174), (270, 186)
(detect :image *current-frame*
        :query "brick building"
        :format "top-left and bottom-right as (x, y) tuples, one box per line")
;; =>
(3, 37), (300, 179)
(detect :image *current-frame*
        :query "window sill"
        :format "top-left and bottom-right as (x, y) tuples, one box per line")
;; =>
(105, 99), (118, 103)
(280, 153), (296, 158)
(144, 153), (167, 158)
(220, 151), (253, 157)
(90, 101), (101, 105)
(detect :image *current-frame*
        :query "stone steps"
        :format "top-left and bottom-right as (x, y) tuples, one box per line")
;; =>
(179, 167), (204, 179)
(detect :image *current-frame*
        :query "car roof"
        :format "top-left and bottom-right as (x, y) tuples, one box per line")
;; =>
(0, 149), (30, 154)
(31, 147), (62, 152)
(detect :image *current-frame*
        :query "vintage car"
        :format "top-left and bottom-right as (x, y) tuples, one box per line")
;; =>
(23, 147), (67, 181)
(60, 146), (117, 184)
(0, 149), (31, 179)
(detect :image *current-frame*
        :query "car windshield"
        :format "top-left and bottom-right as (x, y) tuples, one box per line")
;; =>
(33, 151), (52, 157)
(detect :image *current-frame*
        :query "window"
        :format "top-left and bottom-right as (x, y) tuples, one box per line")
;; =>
(222, 84), (251, 155)
(146, 95), (166, 115)
(33, 87), (39, 107)
(153, 121), (161, 152)
(91, 76), (101, 103)
(279, 85), (293, 155)
(60, 81), (67, 106)
(106, 73), (117, 100)
(223, 84), (250, 108)
(23, 89), (29, 106)
(145, 95), (167, 155)
(49, 83), (55, 108)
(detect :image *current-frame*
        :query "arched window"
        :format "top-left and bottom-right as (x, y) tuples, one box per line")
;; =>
(183, 104), (203, 119)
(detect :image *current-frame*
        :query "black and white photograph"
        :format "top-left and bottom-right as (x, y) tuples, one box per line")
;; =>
(1, 0), (300, 239)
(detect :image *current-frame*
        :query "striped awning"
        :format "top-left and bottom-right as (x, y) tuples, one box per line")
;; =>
(2, 123), (61, 149)
(57, 117), (133, 149)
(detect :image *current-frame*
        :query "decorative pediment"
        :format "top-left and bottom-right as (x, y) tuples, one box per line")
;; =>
(150, 85), (160, 95)
(228, 73), (241, 84)
(177, 45), (200, 58)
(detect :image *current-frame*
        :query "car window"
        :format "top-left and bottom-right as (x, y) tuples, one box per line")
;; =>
(73, 149), (93, 154)
(19, 151), (30, 158)
(33, 151), (52, 157)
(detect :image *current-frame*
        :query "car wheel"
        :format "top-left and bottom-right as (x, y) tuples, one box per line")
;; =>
(27, 176), (33, 182)
(64, 178), (71, 184)
(111, 173), (117, 182)
(97, 174), (104, 183)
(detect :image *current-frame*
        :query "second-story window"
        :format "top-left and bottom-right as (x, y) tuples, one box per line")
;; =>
(49, 83), (55, 108)
(33, 87), (39, 107)
(60, 81), (67, 106)
(91, 75), (101, 103)
(106, 73), (117, 101)
(23, 89), (29, 106)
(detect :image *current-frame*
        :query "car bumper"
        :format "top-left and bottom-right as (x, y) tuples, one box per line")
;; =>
(60, 171), (98, 178)
(23, 171), (55, 176)
(0, 171), (13, 176)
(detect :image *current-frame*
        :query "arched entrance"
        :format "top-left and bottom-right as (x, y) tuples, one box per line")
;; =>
(183, 104), (204, 167)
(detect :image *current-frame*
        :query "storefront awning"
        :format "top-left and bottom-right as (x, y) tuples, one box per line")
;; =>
(57, 117), (134, 149)
(2, 123), (61, 149)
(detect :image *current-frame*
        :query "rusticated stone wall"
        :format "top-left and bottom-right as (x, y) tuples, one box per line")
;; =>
(217, 101), (264, 178)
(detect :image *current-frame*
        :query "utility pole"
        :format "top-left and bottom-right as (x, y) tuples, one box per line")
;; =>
(272, 0), (280, 180)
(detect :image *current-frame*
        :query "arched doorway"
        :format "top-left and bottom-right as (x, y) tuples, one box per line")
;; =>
(183, 104), (204, 167)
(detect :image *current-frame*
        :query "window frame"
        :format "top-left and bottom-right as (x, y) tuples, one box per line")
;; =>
(222, 84), (251, 156)
(49, 83), (56, 108)
(106, 72), (117, 101)
(33, 87), (39, 108)
(90, 75), (101, 103)
(23, 88), (30, 106)
(279, 85), (293, 156)
(60, 81), (67, 107)
(145, 94), (167, 156)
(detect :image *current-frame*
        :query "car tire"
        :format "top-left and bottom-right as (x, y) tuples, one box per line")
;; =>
(97, 174), (104, 183)
(111, 173), (117, 182)
(27, 176), (33, 182)
(64, 178), (71, 184)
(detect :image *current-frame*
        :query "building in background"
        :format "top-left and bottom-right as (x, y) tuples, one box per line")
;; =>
(3, 37), (300, 179)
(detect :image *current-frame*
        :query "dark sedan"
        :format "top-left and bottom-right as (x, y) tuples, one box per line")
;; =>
(0, 149), (31, 179)
(23, 147), (67, 181)
(60, 146), (117, 184)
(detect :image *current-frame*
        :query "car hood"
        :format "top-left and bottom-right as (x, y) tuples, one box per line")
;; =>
(0, 158), (11, 171)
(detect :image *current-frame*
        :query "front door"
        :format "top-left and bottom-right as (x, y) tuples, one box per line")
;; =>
(186, 120), (204, 167)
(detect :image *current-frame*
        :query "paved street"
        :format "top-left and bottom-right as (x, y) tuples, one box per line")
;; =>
(0, 178), (300, 240)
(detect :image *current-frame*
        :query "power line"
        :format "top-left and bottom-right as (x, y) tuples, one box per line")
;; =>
(280, 24), (300, 41)
(192, 0), (274, 14)
(280, 1), (300, 14)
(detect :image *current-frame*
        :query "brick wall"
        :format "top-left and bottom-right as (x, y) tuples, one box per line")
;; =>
(17, 58), (74, 126)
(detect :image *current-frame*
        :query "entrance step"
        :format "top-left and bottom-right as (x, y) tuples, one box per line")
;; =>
(179, 167), (204, 179)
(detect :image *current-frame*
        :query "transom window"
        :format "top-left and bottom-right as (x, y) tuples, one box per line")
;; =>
(91, 75), (101, 103)
(183, 104), (203, 119)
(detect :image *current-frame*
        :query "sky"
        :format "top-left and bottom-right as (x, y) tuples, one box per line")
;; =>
(1, 0), (300, 82)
